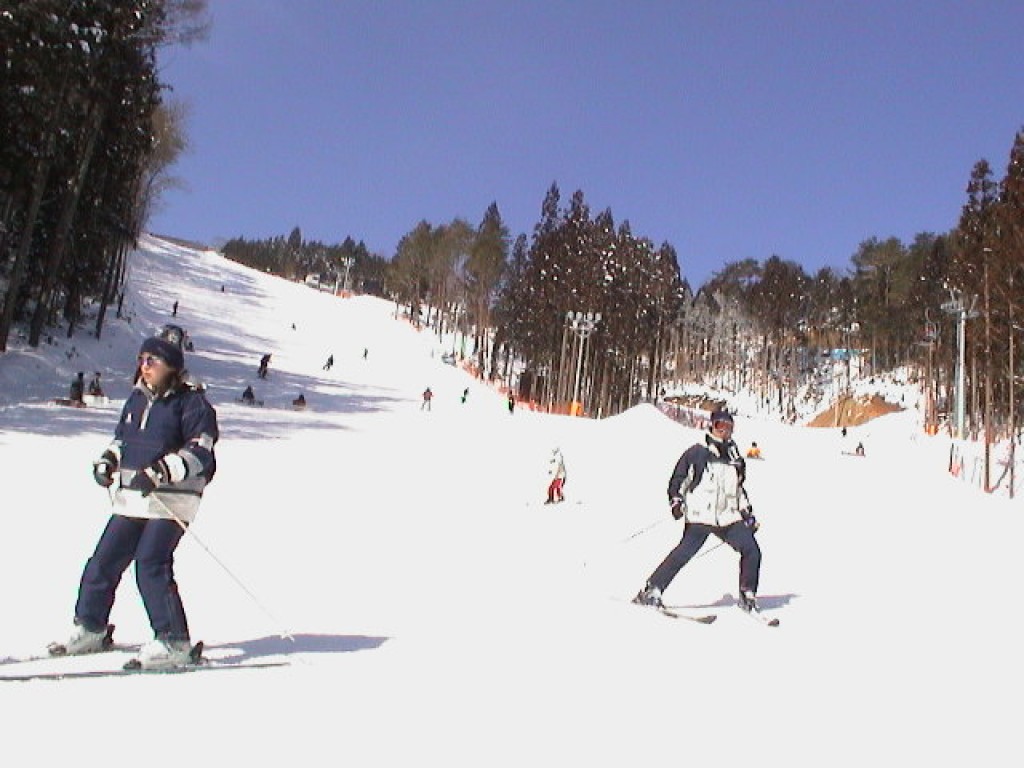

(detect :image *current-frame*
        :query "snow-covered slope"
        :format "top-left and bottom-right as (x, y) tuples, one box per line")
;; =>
(0, 235), (1019, 767)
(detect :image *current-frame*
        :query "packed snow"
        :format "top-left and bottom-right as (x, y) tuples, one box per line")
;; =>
(1, 235), (1020, 766)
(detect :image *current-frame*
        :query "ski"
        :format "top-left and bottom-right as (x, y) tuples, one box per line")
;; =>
(626, 599), (717, 624)
(1, 645), (137, 668)
(0, 658), (289, 682)
(1, 642), (290, 682)
(621, 594), (717, 624)
(2, 625), (137, 668)
(657, 607), (717, 624)
(739, 608), (780, 627)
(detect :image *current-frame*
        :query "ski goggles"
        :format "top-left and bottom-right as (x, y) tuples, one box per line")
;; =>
(137, 354), (168, 368)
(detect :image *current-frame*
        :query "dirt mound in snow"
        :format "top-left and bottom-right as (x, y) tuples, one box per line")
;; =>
(808, 394), (903, 428)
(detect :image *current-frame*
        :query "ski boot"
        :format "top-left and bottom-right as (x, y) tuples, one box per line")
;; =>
(48, 623), (114, 656)
(738, 590), (760, 614)
(128, 636), (196, 671)
(632, 583), (664, 610)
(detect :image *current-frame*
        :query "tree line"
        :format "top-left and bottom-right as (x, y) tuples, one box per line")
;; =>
(383, 131), (1023, 440)
(0, 0), (205, 351)
(221, 226), (388, 296)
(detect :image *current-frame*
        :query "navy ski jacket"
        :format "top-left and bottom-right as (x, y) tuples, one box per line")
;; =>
(107, 381), (218, 522)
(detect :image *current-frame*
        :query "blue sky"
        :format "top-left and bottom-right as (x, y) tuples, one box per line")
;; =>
(150, 1), (1024, 288)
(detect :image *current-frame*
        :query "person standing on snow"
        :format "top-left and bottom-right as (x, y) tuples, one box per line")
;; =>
(50, 334), (218, 670)
(633, 409), (764, 615)
(87, 372), (104, 398)
(545, 447), (567, 504)
(69, 372), (85, 404)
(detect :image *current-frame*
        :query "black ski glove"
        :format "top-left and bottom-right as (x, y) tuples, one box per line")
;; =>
(125, 453), (188, 497)
(125, 467), (159, 497)
(670, 497), (685, 520)
(92, 450), (118, 488)
(124, 458), (172, 497)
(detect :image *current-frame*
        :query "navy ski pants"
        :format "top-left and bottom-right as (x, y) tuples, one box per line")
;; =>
(75, 515), (190, 642)
(648, 520), (761, 595)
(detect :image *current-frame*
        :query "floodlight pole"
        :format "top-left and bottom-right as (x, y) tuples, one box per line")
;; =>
(567, 311), (601, 416)
(941, 289), (978, 440)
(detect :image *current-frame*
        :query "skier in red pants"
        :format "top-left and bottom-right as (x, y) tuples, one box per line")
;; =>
(545, 447), (567, 504)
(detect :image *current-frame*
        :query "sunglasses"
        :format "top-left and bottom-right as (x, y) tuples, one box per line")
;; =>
(137, 354), (167, 368)
(712, 420), (734, 431)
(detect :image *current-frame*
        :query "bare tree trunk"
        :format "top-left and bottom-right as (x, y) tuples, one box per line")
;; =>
(95, 241), (126, 338)
(29, 102), (106, 346)
(0, 76), (70, 352)
(0, 153), (53, 352)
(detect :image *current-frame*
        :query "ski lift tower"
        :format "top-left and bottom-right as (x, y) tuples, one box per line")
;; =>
(941, 287), (979, 439)
(336, 256), (354, 296)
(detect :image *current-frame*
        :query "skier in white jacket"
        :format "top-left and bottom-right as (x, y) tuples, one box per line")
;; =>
(633, 409), (763, 614)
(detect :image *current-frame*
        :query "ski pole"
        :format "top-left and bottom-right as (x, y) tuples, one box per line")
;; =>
(161, 503), (295, 643)
(620, 517), (666, 543)
(691, 539), (726, 561)
(109, 486), (295, 642)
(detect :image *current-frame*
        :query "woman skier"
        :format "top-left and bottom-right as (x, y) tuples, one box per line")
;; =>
(50, 334), (219, 669)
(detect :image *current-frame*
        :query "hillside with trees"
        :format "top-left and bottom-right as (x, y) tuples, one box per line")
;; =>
(380, 133), (1023, 444)
(1, 4), (1020, 447)
(0, 0), (208, 348)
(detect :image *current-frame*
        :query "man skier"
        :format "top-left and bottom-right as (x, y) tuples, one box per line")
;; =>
(633, 409), (764, 615)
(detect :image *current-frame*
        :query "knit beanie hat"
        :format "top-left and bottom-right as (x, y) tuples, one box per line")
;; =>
(139, 336), (184, 370)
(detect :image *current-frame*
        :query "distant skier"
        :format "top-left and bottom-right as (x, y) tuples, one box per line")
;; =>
(87, 372), (104, 398)
(746, 441), (762, 459)
(545, 447), (567, 504)
(323, 354), (334, 371)
(50, 334), (218, 670)
(258, 353), (271, 379)
(507, 392), (516, 415)
(172, 300), (178, 317)
(241, 385), (256, 405)
(633, 409), (764, 616)
(363, 348), (369, 360)
(461, 387), (469, 404)
(855, 441), (865, 457)
(421, 387), (433, 411)
(69, 372), (85, 404)
(292, 393), (307, 410)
